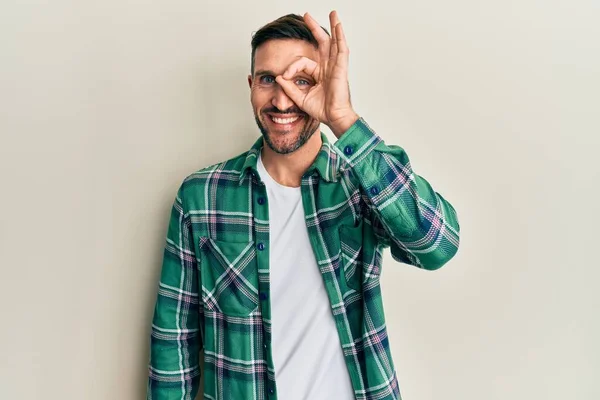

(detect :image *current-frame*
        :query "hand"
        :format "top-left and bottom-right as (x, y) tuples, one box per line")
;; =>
(275, 10), (359, 138)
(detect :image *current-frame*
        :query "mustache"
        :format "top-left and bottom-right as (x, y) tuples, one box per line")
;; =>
(262, 106), (306, 116)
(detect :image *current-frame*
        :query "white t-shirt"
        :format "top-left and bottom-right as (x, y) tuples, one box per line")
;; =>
(257, 154), (355, 400)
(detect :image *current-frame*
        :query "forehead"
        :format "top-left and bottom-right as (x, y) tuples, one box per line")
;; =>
(254, 39), (319, 74)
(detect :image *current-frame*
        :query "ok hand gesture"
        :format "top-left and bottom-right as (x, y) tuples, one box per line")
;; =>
(275, 11), (359, 138)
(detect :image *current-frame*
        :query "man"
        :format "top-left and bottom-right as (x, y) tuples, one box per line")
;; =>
(147, 11), (460, 400)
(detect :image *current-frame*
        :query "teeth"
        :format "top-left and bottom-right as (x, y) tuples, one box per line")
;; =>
(271, 116), (299, 124)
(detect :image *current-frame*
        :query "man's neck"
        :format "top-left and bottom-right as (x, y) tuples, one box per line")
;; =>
(260, 131), (322, 188)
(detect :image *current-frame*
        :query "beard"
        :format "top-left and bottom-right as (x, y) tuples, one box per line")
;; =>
(253, 106), (320, 155)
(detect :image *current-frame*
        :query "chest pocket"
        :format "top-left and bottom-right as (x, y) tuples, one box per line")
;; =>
(339, 218), (382, 292)
(198, 237), (259, 316)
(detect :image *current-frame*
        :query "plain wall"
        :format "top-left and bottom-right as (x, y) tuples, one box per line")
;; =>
(1, 0), (599, 399)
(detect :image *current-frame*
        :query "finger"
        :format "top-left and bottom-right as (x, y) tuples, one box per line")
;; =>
(329, 11), (338, 61)
(335, 22), (349, 69)
(329, 10), (340, 37)
(275, 76), (305, 108)
(304, 12), (330, 45)
(304, 13), (331, 65)
(282, 57), (320, 81)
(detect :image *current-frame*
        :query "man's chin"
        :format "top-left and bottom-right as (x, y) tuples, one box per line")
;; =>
(264, 133), (302, 154)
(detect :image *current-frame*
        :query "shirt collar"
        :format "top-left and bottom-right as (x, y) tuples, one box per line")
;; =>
(238, 132), (341, 184)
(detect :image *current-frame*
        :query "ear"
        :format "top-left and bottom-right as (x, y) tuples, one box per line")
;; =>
(247, 74), (252, 89)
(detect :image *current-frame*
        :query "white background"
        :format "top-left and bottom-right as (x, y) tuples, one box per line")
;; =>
(1, 0), (599, 399)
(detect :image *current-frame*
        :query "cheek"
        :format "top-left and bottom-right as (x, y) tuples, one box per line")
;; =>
(250, 86), (271, 110)
(250, 91), (268, 112)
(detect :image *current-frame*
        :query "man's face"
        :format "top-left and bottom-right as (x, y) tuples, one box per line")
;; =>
(248, 39), (320, 155)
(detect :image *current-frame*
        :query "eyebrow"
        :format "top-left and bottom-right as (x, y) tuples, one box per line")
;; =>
(254, 69), (277, 77)
(254, 69), (313, 81)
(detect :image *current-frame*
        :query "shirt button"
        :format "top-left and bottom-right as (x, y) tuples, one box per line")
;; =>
(260, 292), (268, 301)
(370, 186), (379, 195)
(269, 388), (275, 394)
(257, 243), (265, 251)
(344, 145), (353, 155)
(257, 197), (265, 205)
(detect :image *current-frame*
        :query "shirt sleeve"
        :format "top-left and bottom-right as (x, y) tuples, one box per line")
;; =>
(147, 183), (202, 399)
(334, 118), (461, 270)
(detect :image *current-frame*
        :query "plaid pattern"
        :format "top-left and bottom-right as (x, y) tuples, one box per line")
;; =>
(147, 118), (460, 400)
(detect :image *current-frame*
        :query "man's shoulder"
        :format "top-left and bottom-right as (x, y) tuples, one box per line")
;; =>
(178, 149), (254, 197)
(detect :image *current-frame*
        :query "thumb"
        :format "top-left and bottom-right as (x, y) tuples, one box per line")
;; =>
(275, 76), (305, 108)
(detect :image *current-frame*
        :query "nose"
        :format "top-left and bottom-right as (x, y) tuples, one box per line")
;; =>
(271, 83), (294, 111)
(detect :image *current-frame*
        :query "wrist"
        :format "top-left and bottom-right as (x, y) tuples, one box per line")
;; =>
(330, 111), (360, 138)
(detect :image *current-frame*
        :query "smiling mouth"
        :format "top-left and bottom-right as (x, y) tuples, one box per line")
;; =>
(270, 115), (300, 124)
(267, 114), (303, 126)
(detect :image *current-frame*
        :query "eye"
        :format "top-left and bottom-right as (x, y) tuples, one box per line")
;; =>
(296, 78), (311, 86)
(259, 75), (275, 84)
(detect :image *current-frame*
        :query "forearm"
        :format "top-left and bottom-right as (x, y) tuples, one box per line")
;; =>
(147, 188), (203, 398)
(334, 118), (460, 269)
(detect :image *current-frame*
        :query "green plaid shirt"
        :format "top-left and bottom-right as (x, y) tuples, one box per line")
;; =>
(147, 118), (460, 400)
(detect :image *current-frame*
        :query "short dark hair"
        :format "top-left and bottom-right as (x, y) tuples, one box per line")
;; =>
(250, 14), (330, 75)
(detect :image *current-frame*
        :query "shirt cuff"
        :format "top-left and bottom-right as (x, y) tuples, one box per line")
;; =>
(333, 118), (407, 225)
(333, 117), (383, 168)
